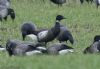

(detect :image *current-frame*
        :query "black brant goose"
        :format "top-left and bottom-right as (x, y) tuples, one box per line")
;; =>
(3, 8), (15, 21)
(56, 26), (74, 44)
(21, 22), (37, 40)
(6, 39), (47, 56)
(83, 41), (100, 54)
(47, 43), (74, 55)
(36, 21), (61, 46)
(0, 7), (15, 21)
(56, 15), (74, 44)
(83, 35), (100, 54)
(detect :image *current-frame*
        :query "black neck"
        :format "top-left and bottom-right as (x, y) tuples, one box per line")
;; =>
(51, 22), (60, 37)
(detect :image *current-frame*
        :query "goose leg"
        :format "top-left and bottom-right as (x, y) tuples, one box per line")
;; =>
(0, 16), (2, 22)
(45, 42), (47, 47)
(4, 16), (7, 21)
(59, 41), (62, 43)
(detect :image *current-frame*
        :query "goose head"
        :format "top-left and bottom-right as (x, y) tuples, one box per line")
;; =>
(56, 15), (66, 21)
(8, 8), (15, 21)
(93, 35), (100, 43)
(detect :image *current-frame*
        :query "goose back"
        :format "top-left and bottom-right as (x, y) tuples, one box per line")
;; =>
(47, 43), (73, 55)
(57, 25), (74, 44)
(37, 22), (60, 43)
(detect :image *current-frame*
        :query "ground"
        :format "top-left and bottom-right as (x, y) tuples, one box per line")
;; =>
(0, 0), (100, 69)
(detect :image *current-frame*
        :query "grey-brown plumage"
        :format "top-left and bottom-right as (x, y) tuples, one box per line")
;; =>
(21, 22), (37, 40)
(84, 35), (100, 54)
(6, 39), (47, 56)
(55, 15), (74, 44)
(47, 43), (73, 55)
(83, 41), (100, 54)
(0, 7), (15, 21)
(36, 15), (66, 45)
(0, 0), (10, 8)
(93, 35), (100, 42)
(37, 21), (60, 45)
(6, 39), (37, 56)
(0, 0), (15, 21)
(50, 0), (66, 6)
(56, 25), (74, 44)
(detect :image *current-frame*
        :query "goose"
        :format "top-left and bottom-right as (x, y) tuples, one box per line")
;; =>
(36, 21), (61, 46)
(93, 35), (100, 42)
(56, 25), (74, 44)
(47, 43), (74, 55)
(50, 0), (66, 6)
(56, 15), (74, 44)
(26, 43), (47, 55)
(56, 15), (66, 22)
(6, 39), (47, 56)
(21, 22), (37, 40)
(3, 8), (15, 21)
(0, 7), (15, 21)
(83, 35), (100, 54)
(83, 41), (100, 54)
(23, 15), (65, 46)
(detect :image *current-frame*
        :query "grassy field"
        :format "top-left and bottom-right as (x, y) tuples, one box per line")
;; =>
(0, 0), (100, 69)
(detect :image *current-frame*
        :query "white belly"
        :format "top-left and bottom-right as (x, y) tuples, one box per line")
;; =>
(0, 48), (6, 51)
(98, 0), (100, 4)
(59, 49), (74, 55)
(26, 34), (38, 42)
(37, 47), (47, 50)
(38, 30), (48, 40)
(26, 50), (42, 56)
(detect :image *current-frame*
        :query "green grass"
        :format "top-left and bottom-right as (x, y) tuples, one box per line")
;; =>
(0, 0), (100, 69)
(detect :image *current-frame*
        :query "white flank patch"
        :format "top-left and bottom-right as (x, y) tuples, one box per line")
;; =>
(0, 48), (6, 51)
(26, 34), (38, 41)
(26, 50), (42, 56)
(99, 0), (100, 4)
(37, 47), (46, 50)
(59, 49), (74, 55)
(38, 30), (48, 40)
(56, 20), (60, 22)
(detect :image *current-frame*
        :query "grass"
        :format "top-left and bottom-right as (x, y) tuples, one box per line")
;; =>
(0, 0), (100, 69)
